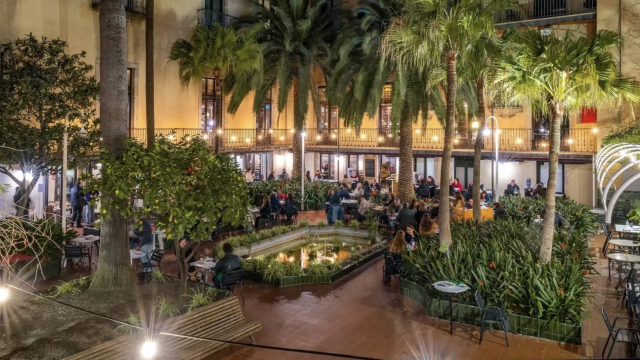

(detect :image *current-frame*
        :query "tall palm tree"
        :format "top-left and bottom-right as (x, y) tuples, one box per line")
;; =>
(385, 0), (511, 245)
(90, 0), (137, 290)
(496, 29), (640, 261)
(330, 0), (445, 203)
(225, 0), (334, 179)
(146, 0), (155, 146)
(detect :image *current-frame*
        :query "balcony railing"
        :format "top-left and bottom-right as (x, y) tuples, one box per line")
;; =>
(197, 9), (236, 28)
(495, 0), (596, 26)
(130, 128), (597, 154)
(91, 0), (146, 18)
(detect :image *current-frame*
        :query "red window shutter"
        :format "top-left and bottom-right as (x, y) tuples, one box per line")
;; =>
(581, 107), (597, 123)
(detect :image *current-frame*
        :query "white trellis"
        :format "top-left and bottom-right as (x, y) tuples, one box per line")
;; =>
(595, 143), (640, 223)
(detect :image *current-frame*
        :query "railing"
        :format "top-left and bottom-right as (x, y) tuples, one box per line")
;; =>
(91, 0), (146, 17)
(130, 128), (597, 153)
(494, 0), (596, 25)
(197, 9), (236, 28)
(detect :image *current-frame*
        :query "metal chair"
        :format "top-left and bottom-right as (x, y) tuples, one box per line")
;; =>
(601, 307), (639, 358)
(63, 245), (91, 269)
(418, 188), (430, 199)
(475, 291), (510, 346)
(382, 253), (401, 283)
(219, 269), (245, 306)
(139, 248), (165, 272)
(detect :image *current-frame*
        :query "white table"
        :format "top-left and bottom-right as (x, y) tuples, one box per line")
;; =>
(190, 258), (217, 283)
(70, 235), (100, 246)
(130, 249), (144, 265)
(433, 281), (471, 335)
(607, 253), (640, 291)
(341, 199), (358, 205)
(615, 224), (640, 237)
(609, 239), (640, 249)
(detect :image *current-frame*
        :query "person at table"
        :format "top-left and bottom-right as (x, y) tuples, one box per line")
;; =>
(314, 170), (323, 180)
(267, 170), (275, 181)
(429, 199), (440, 220)
(426, 176), (437, 198)
(388, 231), (406, 261)
(244, 169), (255, 184)
(466, 182), (473, 201)
(337, 184), (351, 200)
(493, 202), (507, 220)
(465, 199), (474, 210)
(133, 218), (154, 271)
(325, 189), (335, 214)
(480, 191), (491, 204)
(418, 178), (428, 191)
(356, 194), (373, 221)
(451, 178), (463, 193)
(384, 192), (396, 206)
(279, 168), (289, 180)
(341, 174), (351, 188)
(415, 202), (427, 224)
(371, 178), (381, 192)
(505, 179), (520, 196)
(533, 183), (546, 198)
(328, 191), (345, 225)
(362, 180), (373, 197)
(453, 191), (465, 210)
(283, 192), (298, 221)
(212, 243), (242, 287)
(381, 197), (401, 225)
(419, 213), (439, 236)
(354, 182), (364, 197)
(305, 170), (312, 182)
(392, 202), (415, 233)
(255, 196), (271, 229)
(269, 189), (281, 220)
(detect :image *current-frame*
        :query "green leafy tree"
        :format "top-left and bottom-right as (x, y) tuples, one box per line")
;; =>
(496, 29), (640, 261)
(226, 0), (335, 178)
(0, 34), (100, 217)
(86, 137), (249, 292)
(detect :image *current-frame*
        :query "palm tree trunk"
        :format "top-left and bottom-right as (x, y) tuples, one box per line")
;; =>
(539, 103), (562, 261)
(145, 0), (155, 147)
(292, 77), (302, 179)
(91, 0), (137, 290)
(398, 105), (414, 203)
(472, 78), (485, 222)
(439, 51), (457, 246)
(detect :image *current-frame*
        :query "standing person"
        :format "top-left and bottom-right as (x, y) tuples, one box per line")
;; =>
(451, 178), (463, 193)
(314, 170), (323, 179)
(426, 176), (436, 198)
(71, 182), (86, 228)
(133, 218), (154, 272)
(362, 180), (372, 197)
(337, 185), (351, 200)
(13, 187), (32, 218)
(453, 191), (465, 210)
(305, 170), (312, 182)
(267, 170), (275, 180)
(279, 168), (289, 180)
(394, 202), (416, 232)
(245, 169), (255, 184)
(84, 190), (98, 224)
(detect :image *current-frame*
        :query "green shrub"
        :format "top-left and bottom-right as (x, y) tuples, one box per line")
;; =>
(348, 251), (363, 264)
(184, 287), (217, 312)
(316, 220), (327, 228)
(348, 220), (361, 230)
(262, 259), (286, 281)
(305, 259), (329, 276)
(155, 296), (179, 318)
(284, 262), (303, 276)
(48, 276), (91, 297)
(150, 271), (172, 283)
(333, 220), (344, 227)
(114, 314), (141, 335)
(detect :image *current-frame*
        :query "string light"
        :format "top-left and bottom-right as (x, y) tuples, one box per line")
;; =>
(0, 287), (9, 302)
(415, 129), (421, 134)
(432, 136), (438, 141)
(316, 135), (321, 140)
(141, 341), (157, 359)
(202, 134), (209, 140)
(231, 136), (237, 142)
(516, 138), (522, 144)
(592, 128), (599, 134)
(217, 129), (223, 135)
(378, 137), (383, 142)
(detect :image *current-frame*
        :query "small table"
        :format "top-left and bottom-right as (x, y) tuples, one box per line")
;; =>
(607, 253), (640, 291)
(190, 258), (217, 283)
(130, 249), (145, 265)
(341, 199), (358, 205)
(433, 280), (471, 335)
(71, 236), (100, 264)
(615, 225), (640, 239)
(609, 239), (640, 253)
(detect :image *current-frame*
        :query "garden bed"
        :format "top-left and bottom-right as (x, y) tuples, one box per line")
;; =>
(400, 279), (582, 344)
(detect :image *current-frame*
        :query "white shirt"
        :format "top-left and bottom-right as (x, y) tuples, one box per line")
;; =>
(245, 172), (254, 182)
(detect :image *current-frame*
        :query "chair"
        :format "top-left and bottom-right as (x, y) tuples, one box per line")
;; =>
(418, 188), (430, 199)
(139, 248), (165, 272)
(219, 269), (245, 306)
(601, 308), (639, 358)
(63, 245), (91, 269)
(382, 253), (401, 283)
(475, 291), (510, 346)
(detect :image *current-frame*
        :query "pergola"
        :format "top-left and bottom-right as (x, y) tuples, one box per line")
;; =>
(595, 143), (640, 224)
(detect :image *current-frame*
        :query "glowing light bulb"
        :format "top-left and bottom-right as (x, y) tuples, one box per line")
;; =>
(269, 129), (273, 133)
(361, 134), (366, 139)
(453, 138), (459, 144)
(378, 136), (383, 142)
(567, 138), (574, 144)
(592, 128), (599, 134)
(415, 129), (421, 134)
(541, 142), (547, 147)
(290, 129), (295, 134)
(141, 341), (157, 359)
(217, 129), (222, 135)
(516, 138), (522, 144)
(347, 128), (352, 133)
(471, 121), (479, 129)
(231, 136), (237, 141)
(331, 134), (336, 139)
(258, 135), (263, 140)
(288, 257), (295, 263)
(245, 138), (250, 143)
(316, 135), (321, 140)
(202, 134), (209, 140)
(168, 134), (174, 140)
(24, 172), (33, 182)
(483, 128), (491, 136)
(280, 136), (285, 141)
(387, 133), (393, 138)
(0, 287), (9, 303)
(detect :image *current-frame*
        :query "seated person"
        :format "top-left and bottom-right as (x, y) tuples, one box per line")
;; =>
(392, 202), (415, 233)
(465, 199), (474, 210)
(480, 191), (491, 204)
(362, 181), (373, 197)
(341, 174), (351, 188)
(505, 179), (520, 196)
(212, 243), (242, 287)
(269, 189), (281, 220)
(533, 183), (546, 198)
(282, 192), (298, 220)
(404, 225), (417, 248)
(314, 170), (323, 179)
(356, 194), (373, 221)
(387, 231), (406, 261)
(419, 213), (439, 236)
(371, 178), (382, 192)
(453, 191), (465, 210)
(354, 182), (364, 197)
(415, 203), (427, 224)
(541, 209), (569, 227)
(493, 202), (507, 220)
(337, 185), (351, 200)
(255, 196), (270, 228)
(429, 200), (440, 219)
(325, 190), (335, 214)
(381, 198), (401, 225)
(132, 218), (154, 271)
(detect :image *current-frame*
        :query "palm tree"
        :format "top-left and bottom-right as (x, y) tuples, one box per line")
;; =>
(385, 0), (512, 245)
(90, 0), (137, 290)
(329, 0), (445, 203)
(146, 0), (155, 146)
(496, 29), (640, 261)
(225, 0), (334, 179)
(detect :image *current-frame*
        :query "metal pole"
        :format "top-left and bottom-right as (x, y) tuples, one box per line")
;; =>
(484, 116), (499, 202)
(62, 129), (67, 234)
(301, 132), (306, 211)
(494, 126), (499, 202)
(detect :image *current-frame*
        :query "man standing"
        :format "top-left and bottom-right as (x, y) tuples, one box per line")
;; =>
(70, 182), (86, 228)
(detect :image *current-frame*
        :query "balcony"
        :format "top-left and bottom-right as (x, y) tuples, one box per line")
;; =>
(495, 0), (596, 29)
(131, 128), (597, 157)
(91, 0), (146, 18)
(197, 9), (236, 28)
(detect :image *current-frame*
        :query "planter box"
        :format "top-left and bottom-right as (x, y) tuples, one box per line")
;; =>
(400, 279), (582, 345)
(11, 258), (62, 281)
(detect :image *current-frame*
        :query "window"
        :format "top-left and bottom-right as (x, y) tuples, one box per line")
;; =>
(201, 77), (222, 130)
(580, 107), (597, 123)
(379, 84), (393, 130)
(318, 87), (338, 131)
(256, 90), (272, 129)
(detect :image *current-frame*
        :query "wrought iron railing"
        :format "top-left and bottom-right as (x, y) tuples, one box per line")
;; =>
(130, 128), (598, 153)
(196, 9), (236, 28)
(91, 0), (146, 17)
(495, 0), (597, 25)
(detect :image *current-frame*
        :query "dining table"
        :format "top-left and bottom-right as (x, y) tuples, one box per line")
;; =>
(190, 257), (217, 284)
(433, 280), (471, 335)
(614, 224), (640, 239)
(130, 249), (145, 265)
(607, 252), (640, 291)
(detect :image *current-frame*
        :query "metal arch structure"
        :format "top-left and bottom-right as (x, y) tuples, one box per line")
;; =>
(594, 143), (640, 223)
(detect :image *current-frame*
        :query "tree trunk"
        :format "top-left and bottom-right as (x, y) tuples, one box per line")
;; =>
(176, 241), (199, 294)
(292, 78), (302, 179)
(397, 106), (414, 203)
(539, 104), (562, 261)
(145, 0), (155, 147)
(472, 78), (485, 222)
(91, 0), (137, 290)
(438, 51), (457, 246)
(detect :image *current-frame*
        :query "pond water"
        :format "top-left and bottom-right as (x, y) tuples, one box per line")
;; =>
(246, 235), (372, 269)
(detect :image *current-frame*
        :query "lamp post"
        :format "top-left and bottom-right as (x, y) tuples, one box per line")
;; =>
(62, 111), (87, 234)
(301, 131), (306, 211)
(483, 116), (499, 202)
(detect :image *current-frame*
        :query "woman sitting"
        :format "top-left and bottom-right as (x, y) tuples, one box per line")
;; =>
(356, 194), (372, 221)
(255, 196), (270, 229)
(415, 202), (427, 224)
(480, 191), (491, 204)
(388, 230), (406, 261)
(453, 191), (465, 210)
(419, 213), (439, 236)
(283, 192), (298, 221)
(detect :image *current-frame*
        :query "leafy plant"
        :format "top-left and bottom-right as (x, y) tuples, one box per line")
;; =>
(48, 276), (91, 297)
(333, 220), (344, 228)
(627, 201), (640, 224)
(262, 259), (286, 281)
(305, 259), (329, 276)
(316, 220), (327, 228)
(155, 296), (179, 318)
(150, 271), (172, 283)
(349, 251), (363, 264)
(114, 314), (142, 335)
(284, 262), (303, 276)
(184, 287), (216, 312)
(328, 261), (342, 273)
(348, 220), (361, 230)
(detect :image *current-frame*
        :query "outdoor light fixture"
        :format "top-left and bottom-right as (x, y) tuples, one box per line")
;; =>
(258, 135), (263, 140)
(141, 341), (157, 359)
(415, 129), (421, 134)
(0, 287), (9, 303)
(331, 134), (336, 139)
(217, 129), (222, 135)
(541, 142), (547, 147)
(516, 138), (523, 144)
(78, 126), (88, 136)
(301, 132), (307, 137)
(231, 136), (237, 142)
(185, 135), (191, 141)
(245, 138), (250, 143)
(432, 136), (439, 141)
(168, 134), (174, 140)
(315, 135), (321, 140)
(567, 138), (574, 144)
(290, 129), (295, 134)
(592, 128), (599, 134)
(361, 134), (366, 139)
(388, 133), (393, 138)
(378, 136), (383, 142)
(100, 137), (103, 141)
(280, 136), (285, 141)
(454, 138), (459, 144)
(202, 134), (209, 140)
(347, 128), (351, 133)
(269, 129), (273, 134)
(483, 128), (491, 136)
(24, 172), (34, 182)
(471, 121), (480, 129)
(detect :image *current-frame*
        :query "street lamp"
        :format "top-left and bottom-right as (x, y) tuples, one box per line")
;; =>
(62, 111), (87, 234)
(300, 131), (307, 211)
(483, 116), (499, 202)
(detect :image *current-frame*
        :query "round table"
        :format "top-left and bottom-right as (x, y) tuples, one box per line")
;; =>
(609, 239), (640, 250)
(607, 253), (640, 291)
(433, 281), (470, 335)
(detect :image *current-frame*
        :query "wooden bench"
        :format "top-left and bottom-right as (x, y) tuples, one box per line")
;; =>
(66, 296), (261, 360)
